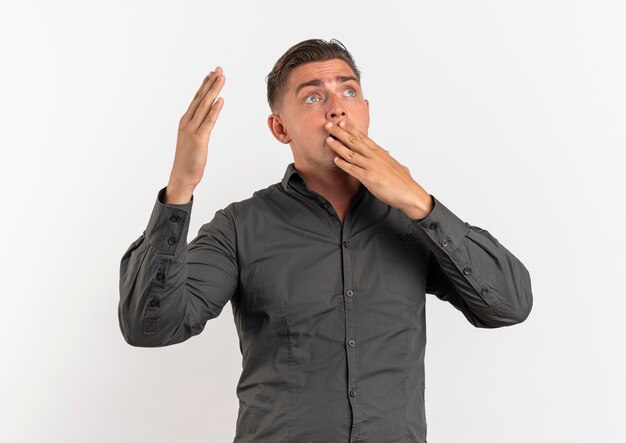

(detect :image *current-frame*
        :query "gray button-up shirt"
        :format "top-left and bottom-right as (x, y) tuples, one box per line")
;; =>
(119, 162), (533, 442)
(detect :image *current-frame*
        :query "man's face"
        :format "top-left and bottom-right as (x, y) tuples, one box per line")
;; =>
(268, 59), (370, 174)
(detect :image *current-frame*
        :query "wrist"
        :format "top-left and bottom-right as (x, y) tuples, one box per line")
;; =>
(401, 188), (434, 221)
(164, 180), (195, 204)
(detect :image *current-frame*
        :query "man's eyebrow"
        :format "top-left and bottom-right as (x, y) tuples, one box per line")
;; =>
(294, 75), (359, 96)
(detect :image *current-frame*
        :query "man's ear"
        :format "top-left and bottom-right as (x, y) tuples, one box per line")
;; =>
(267, 114), (291, 144)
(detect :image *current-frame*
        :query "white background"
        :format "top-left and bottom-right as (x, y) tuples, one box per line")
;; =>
(1, 1), (625, 442)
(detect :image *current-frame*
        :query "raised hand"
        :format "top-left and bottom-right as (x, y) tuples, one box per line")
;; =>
(165, 66), (226, 203)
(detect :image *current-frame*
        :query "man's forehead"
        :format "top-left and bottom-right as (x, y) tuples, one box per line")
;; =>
(287, 60), (357, 89)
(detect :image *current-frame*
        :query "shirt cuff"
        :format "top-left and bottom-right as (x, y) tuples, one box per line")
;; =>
(410, 194), (470, 250)
(144, 186), (194, 255)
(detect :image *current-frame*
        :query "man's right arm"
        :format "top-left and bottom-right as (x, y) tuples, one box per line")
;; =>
(118, 185), (239, 347)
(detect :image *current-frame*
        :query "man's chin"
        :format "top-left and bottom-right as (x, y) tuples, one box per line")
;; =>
(317, 144), (345, 170)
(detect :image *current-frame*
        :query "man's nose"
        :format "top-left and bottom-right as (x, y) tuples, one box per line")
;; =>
(326, 94), (346, 122)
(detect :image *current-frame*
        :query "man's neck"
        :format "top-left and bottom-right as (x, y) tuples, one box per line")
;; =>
(297, 164), (361, 202)
(294, 163), (363, 223)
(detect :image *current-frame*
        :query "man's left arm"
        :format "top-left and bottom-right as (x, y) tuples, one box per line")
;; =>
(409, 194), (533, 328)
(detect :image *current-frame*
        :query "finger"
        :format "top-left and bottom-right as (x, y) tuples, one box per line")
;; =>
(184, 67), (223, 124)
(180, 72), (212, 123)
(326, 121), (374, 155)
(333, 153), (366, 179)
(326, 136), (368, 168)
(199, 66), (223, 101)
(194, 72), (212, 100)
(197, 96), (225, 138)
(190, 71), (226, 131)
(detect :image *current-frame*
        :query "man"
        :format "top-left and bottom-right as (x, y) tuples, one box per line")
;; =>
(119, 38), (533, 443)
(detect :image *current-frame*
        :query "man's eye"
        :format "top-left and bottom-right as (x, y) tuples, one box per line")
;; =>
(304, 89), (356, 103)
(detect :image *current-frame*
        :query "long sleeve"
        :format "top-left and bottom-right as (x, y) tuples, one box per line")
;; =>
(411, 194), (533, 328)
(118, 186), (239, 347)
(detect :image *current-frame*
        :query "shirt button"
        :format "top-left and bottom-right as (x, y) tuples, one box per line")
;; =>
(149, 298), (159, 307)
(481, 287), (489, 295)
(167, 237), (176, 245)
(400, 233), (407, 240)
(441, 238), (449, 247)
(343, 240), (350, 248)
(346, 289), (354, 297)
(350, 389), (358, 397)
(169, 215), (179, 223)
(348, 339), (356, 347)
(429, 222), (437, 230)
(156, 272), (165, 281)
(463, 267), (472, 275)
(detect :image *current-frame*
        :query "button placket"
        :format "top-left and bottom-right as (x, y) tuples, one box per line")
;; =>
(334, 196), (364, 439)
(154, 258), (173, 289)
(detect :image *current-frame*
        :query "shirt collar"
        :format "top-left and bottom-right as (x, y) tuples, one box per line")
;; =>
(281, 162), (305, 192)
(280, 161), (368, 201)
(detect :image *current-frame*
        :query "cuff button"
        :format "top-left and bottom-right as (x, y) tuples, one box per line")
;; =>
(167, 237), (176, 245)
